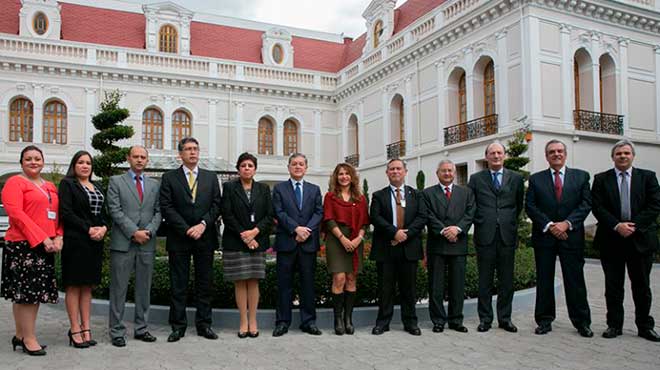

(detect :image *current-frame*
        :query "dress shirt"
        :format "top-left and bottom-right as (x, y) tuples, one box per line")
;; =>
(182, 166), (199, 181)
(289, 178), (304, 201)
(543, 166), (573, 233)
(128, 169), (145, 194)
(614, 167), (633, 231)
(389, 184), (406, 228)
(439, 182), (462, 234)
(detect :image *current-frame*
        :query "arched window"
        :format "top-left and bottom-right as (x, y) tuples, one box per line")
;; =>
(283, 119), (298, 155)
(9, 98), (33, 142)
(159, 25), (178, 53)
(258, 117), (274, 155)
(43, 100), (67, 144)
(599, 54), (617, 114)
(172, 110), (191, 149)
(33, 12), (48, 35)
(574, 56), (580, 111)
(484, 61), (496, 116)
(142, 108), (163, 149)
(458, 72), (467, 123)
(373, 20), (384, 49)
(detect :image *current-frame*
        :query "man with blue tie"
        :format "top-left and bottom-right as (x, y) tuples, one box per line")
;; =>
(525, 140), (593, 337)
(272, 153), (323, 337)
(468, 142), (524, 333)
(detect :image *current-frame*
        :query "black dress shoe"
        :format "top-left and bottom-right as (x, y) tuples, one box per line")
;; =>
(602, 327), (622, 339)
(197, 327), (218, 340)
(448, 324), (468, 333)
(498, 322), (518, 333)
(577, 326), (594, 338)
(111, 337), (126, 347)
(404, 325), (422, 336)
(167, 329), (185, 342)
(432, 324), (444, 333)
(237, 332), (248, 339)
(300, 324), (322, 335)
(21, 339), (46, 356)
(535, 323), (552, 335)
(638, 329), (660, 342)
(134, 332), (157, 342)
(248, 331), (259, 338)
(477, 323), (491, 332)
(371, 325), (390, 335)
(272, 323), (289, 337)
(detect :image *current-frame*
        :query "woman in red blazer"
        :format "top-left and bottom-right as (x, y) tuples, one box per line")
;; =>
(1, 146), (63, 356)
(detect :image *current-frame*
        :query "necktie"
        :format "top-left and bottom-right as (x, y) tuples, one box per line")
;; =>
(395, 188), (404, 229)
(295, 182), (302, 209)
(492, 172), (501, 190)
(188, 170), (196, 202)
(445, 186), (451, 200)
(135, 175), (143, 203)
(620, 172), (630, 221)
(554, 170), (562, 201)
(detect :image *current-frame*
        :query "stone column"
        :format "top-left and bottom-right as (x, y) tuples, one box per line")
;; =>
(464, 47), (475, 121)
(276, 106), (284, 156)
(527, 16), (542, 121)
(404, 74), (414, 150)
(313, 109), (322, 169)
(618, 39), (629, 134)
(435, 60), (446, 146)
(234, 101), (244, 159)
(84, 88), (97, 152)
(358, 99), (365, 163)
(381, 88), (390, 159)
(341, 108), (349, 159)
(496, 30), (509, 128)
(163, 96), (173, 150)
(590, 32), (602, 114)
(560, 24), (573, 126)
(654, 45), (660, 137)
(32, 84), (43, 143)
(208, 99), (217, 158)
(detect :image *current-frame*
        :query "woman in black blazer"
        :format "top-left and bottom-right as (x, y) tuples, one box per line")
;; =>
(58, 151), (108, 348)
(221, 152), (274, 338)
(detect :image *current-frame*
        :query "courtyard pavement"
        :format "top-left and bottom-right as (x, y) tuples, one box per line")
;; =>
(1, 261), (659, 370)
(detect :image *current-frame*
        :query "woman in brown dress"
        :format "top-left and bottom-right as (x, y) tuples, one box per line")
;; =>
(323, 163), (369, 335)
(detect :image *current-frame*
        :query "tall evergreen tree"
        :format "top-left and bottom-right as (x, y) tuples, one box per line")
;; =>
(504, 126), (531, 247)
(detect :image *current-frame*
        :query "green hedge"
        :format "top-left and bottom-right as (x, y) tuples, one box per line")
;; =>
(56, 246), (537, 309)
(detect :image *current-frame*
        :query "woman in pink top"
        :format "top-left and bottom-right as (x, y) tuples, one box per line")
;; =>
(1, 145), (63, 356)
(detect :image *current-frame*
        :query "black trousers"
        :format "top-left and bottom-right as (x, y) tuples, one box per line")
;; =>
(275, 248), (317, 328)
(428, 254), (466, 326)
(168, 250), (214, 331)
(600, 241), (655, 331)
(375, 250), (418, 328)
(476, 231), (515, 325)
(534, 242), (591, 328)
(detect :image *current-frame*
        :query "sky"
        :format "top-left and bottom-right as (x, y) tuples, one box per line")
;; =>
(122, 0), (410, 38)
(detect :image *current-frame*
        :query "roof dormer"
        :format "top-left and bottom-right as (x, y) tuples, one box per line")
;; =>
(262, 28), (294, 68)
(362, 0), (396, 53)
(143, 2), (193, 55)
(19, 0), (62, 40)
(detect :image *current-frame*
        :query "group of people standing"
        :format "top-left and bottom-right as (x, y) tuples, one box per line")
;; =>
(1, 136), (658, 357)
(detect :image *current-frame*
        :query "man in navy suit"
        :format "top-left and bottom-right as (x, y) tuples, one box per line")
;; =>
(272, 153), (324, 337)
(525, 139), (593, 337)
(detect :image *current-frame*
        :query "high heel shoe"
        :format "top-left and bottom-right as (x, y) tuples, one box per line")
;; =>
(20, 339), (46, 356)
(82, 329), (97, 346)
(67, 330), (90, 348)
(11, 336), (22, 351)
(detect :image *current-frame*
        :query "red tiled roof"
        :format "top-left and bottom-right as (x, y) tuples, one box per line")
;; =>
(0, 0), (446, 73)
(0, 0), (21, 35)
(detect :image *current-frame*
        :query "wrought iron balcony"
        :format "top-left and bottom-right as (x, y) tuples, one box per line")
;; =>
(573, 110), (623, 135)
(444, 114), (498, 146)
(344, 154), (359, 167)
(386, 140), (406, 160)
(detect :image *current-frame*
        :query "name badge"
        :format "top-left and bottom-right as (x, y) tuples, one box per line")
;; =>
(400, 199), (406, 208)
(47, 210), (57, 220)
(250, 213), (255, 223)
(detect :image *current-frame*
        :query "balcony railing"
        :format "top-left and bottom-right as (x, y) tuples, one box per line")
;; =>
(573, 110), (623, 135)
(386, 140), (406, 160)
(344, 154), (359, 167)
(444, 114), (498, 146)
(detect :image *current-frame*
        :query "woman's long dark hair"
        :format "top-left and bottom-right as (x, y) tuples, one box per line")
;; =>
(65, 150), (94, 178)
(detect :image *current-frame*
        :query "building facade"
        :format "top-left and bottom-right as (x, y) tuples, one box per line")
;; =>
(1, 0), (659, 193)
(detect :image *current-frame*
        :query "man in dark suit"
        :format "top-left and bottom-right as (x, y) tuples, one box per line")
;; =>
(370, 159), (427, 336)
(272, 153), (323, 337)
(592, 139), (660, 342)
(468, 142), (524, 333)
(525, 140), (593, 337)
(424, 160), (475, 333)
(107, 145), (161, 347)
(159, 137), (222, 342)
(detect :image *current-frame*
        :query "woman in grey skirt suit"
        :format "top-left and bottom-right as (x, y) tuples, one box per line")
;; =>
(221, 152), (274, 338)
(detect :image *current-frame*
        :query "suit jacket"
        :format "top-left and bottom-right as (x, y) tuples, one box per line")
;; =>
(221, 179), (274, 253)
(106, 172), (161, 252)
(369, 185), (427, 262)
(468, 169), (524, 247)
(592, 168), (660, 254)
(159, 166), (221, 252)
(58, 177), (108, 244)
(424, 184), (475, 255)
(525, 168), (592, 249)
(272, 179), (323, 253)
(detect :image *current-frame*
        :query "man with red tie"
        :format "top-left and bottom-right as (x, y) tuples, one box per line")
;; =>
(525, 140), (593, 337)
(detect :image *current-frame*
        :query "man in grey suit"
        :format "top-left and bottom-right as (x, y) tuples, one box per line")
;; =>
(107, 145), (162, 347)
(468, 142), (524, 333)
(424, 160), (475, 333)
